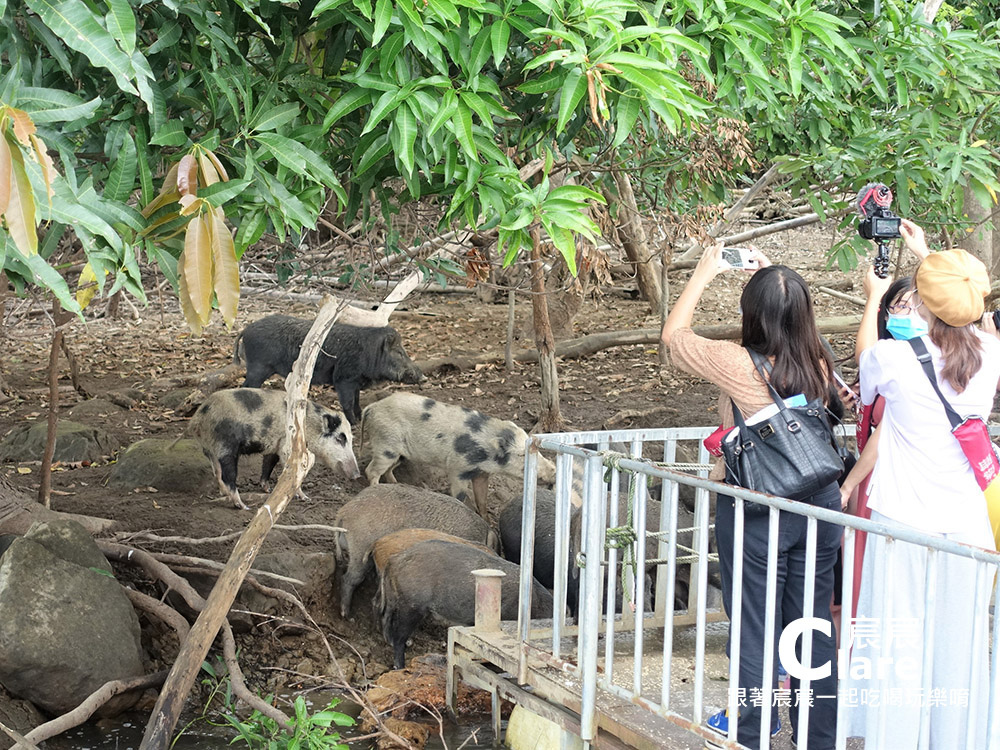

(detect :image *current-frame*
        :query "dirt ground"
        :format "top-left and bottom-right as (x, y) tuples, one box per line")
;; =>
(0, 222), (883, 715)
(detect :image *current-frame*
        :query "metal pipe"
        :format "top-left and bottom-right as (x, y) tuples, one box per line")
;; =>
(727, 498), (746, 744)
(796, 517), (819, 750)
(472, 568), (506, 632)
(517, 447), (539, 684)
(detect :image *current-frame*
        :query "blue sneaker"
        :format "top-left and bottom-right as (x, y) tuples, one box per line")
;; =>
(704, 709), (780, 748)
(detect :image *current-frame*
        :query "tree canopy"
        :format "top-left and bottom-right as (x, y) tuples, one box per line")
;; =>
(0, 0), (998, 329)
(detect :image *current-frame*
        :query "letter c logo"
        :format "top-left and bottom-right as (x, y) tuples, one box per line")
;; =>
(778, 617), (832, 681)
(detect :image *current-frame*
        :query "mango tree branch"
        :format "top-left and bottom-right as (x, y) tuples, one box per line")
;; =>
(139, 297), (347, 750)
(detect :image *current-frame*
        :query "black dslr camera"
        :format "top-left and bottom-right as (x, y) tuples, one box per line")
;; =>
(856, 183), (901, 278)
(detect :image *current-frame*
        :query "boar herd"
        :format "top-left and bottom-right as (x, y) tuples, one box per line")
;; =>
(183, 313), (570, 667)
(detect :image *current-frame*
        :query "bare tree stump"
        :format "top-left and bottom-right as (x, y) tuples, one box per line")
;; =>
(530, 228), (563, 433)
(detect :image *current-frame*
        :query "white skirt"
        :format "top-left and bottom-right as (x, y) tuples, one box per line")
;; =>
(844, 510), (994, 748)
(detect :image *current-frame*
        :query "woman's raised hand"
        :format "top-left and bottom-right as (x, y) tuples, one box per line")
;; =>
(693, 241), (725, 281)
(900, 219), (930, 261)
(863, 264), (892, 301)
(747, 246), (771, 269)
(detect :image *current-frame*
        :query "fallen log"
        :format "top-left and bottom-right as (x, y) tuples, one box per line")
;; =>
(416, 315), (863, 373)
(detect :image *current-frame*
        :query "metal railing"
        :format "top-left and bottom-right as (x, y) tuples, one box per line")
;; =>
(514, 425), (1000, 750)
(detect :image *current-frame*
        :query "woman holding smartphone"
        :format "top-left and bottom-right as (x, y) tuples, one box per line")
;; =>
(662, 243), (843, 750)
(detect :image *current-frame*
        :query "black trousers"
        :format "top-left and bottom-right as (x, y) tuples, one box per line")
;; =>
(715, 483), (842, 750)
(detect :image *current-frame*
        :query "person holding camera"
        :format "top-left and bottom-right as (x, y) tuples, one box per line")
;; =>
(846, 219), (1000, 748)
(662, 243), (843, 750)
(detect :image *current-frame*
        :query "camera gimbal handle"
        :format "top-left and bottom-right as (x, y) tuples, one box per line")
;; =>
(874, 240), (890, 279)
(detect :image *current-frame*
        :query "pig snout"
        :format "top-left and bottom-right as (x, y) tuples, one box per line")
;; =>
(341, 454), (362, 480)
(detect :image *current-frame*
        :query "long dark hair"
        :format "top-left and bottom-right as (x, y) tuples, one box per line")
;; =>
(877, 277), (914, 340)
(740, 265), (834, 402)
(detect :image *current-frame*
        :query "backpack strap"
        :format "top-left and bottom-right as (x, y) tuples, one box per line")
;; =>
(907, 337), (962, 430)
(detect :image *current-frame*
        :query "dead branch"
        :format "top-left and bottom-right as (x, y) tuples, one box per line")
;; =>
(19, 672), (168, 748)
(40, 302), (72, 508)
(603, 405), (674, 430)
(140, 297), (348, 750)
(221, 620), (292, 729)
(123, 587), (191, 643)
(148, 364), (242, 397)
(816, 286), (865, 307)
(139, 550), (305, 587)
(417, 315), (863, 374)
(717, 213), (821, 245)
(115, 524), (346, 547)
(98, 542), (207, 613)
(0, 720), (40, 750)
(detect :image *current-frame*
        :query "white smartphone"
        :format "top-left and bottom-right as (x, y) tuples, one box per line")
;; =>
(718, 246), (760, 270)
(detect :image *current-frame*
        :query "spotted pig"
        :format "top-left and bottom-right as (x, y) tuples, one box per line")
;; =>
(360, 392), (556, 519)
(186, 388), (360, 509)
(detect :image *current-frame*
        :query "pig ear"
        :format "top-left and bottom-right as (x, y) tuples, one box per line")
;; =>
(324, 413), (343, 434)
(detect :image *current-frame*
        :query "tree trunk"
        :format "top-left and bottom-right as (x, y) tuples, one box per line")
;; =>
(658, 243), (672, 365)
(608, 170), (661, 314)
(530, 227), (563, 432)
(139, 298), (348, 750)
(39, 303), (72, 508)
(963, 184), (993, 272)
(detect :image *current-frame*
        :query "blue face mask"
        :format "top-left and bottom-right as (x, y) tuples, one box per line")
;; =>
(886, 313), (928, 340)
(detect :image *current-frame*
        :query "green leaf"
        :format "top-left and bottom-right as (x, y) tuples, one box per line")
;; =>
(728, 0), (783, 21)
(24, 0), (140, 97)
(198, 179), (250, 206)
(491, 20), (510, 67)
(556, 68), (587, 133)
(613, 92), (639, 148)
(357, 133), (392, 176)
(426, 89), (457, 137)
(104, 132), (137, 203)
(105, 0), (136, 55)
(150, 121), (188, 147)
(323, 89), (372, 131)
(251, 103), (300, 132)
(453, 101), (477, 160)
(10, 246), (82, 314)
(362, 87), (404, 134)
(252, 132), (341, 188)
(17, 87), (101, 124)
(393, 104), (417, 176)
(372, 0), (392, 45)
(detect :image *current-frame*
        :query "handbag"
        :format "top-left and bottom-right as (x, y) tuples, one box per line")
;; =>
(721, 349), (845, 506)
(907, 337), (1000, 548)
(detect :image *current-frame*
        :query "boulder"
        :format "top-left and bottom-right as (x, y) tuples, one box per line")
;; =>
(22, 519), (110, 572)
(108, 438), (213, 492)
(65, 398), (125, 422)
(159, 388), (195, 410)
(0, 521), (144, 716)
(253, 550), (336, 606)
(0, 420), (116, 463)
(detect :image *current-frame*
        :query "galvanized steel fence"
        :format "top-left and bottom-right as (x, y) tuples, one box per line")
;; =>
(514, 426), (1000, 750)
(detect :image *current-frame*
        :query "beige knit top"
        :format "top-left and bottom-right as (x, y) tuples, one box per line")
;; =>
(669, 327), (778, 480)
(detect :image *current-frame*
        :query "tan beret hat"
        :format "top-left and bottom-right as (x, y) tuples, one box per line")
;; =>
(915, 249), (990, 327)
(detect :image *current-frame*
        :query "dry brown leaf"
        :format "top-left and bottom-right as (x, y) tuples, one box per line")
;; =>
(5, 142), (38, 254)
(177, 261), (203, 336)
(181, 211), (213, 326)
(177, 153), (198, 197)
(203, 148), (229, 182)
(197, 150), (220, 187)
(209, 207), (239, 329)
(8, 108), (35, 147)
(0, 131), (11, 216)
(29, 134), (57, 200)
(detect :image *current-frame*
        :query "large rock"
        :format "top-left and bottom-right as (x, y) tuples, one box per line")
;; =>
(0, 420), (116, 463)
(108, 438), (213, 492)
(0, 520), (144, 716)
(249, 550), (337, 610)
(65, 398), (125, 422)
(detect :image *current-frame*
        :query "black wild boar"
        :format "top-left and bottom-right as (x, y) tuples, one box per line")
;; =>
(234, 315), (424, 424)
(360, 392), (556, 519)
(334, 484), (493, 618)
(185, 388), (360, 510)
(376, 539), (554, 669)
